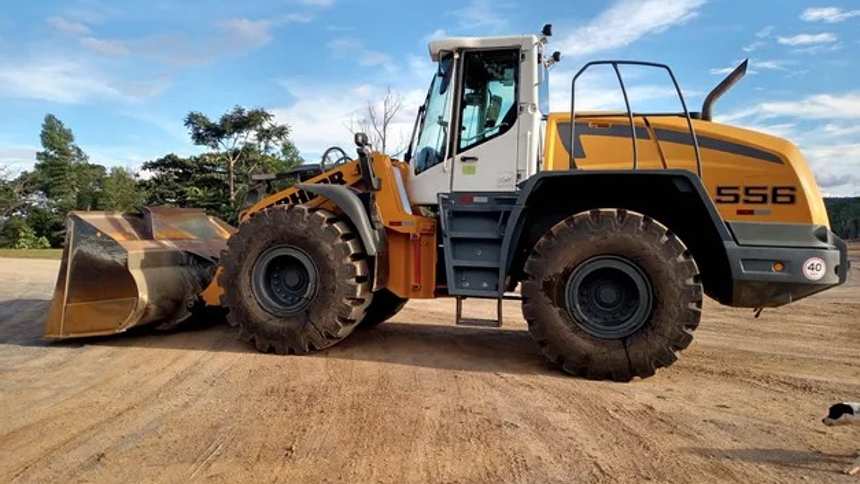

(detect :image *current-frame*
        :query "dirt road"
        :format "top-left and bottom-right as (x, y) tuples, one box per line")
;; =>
(1, 247), (859, 483)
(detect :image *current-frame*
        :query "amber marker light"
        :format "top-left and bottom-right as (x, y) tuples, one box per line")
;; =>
(772, 262), (785, 273)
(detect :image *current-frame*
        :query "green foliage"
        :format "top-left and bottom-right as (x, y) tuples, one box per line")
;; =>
(0, 217), (50, 249)
(0, 171), (21, 218)
(11, 114), (109, 246)
(184, 106), (298, 204)
(0, 217), (26, 247)
(13, 223), (50, 249)
(24, 206), (65, 247)
(141, 153), (232, 219)
(33, 114), (89, 208)
(7, 108), (304, 238)
(102, 167), (144, 211)
(72, 162), (106, 211)
(825, 197), (860, 239)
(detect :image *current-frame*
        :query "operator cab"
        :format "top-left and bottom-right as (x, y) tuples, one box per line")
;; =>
(405, 30), (551, 204)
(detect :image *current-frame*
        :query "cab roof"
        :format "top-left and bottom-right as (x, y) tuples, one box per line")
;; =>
(428, 35), (539, 61)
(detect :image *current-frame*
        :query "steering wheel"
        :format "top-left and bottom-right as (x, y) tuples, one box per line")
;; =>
(320, 146), (351, 171)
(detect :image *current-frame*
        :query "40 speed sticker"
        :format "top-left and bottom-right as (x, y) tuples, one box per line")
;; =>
(802, 257), (827, 281)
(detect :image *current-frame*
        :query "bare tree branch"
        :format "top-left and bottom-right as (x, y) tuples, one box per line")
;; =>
(345, 87), (406, 157)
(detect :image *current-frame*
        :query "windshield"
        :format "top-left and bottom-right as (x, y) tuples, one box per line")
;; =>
(412, 53), (454, 174)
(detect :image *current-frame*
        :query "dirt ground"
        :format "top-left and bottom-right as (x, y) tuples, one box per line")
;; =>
(1, 245), (859, 483)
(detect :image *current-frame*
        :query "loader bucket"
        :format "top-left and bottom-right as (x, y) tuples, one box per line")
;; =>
(44, 207), (234, 339)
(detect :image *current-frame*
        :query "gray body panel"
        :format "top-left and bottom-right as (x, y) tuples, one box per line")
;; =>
(728, 221), (832, 249)
(724, 228), (849, 307)
(438, 192), (517, 297)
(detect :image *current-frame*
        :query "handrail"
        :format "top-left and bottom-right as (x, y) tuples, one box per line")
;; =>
(569, 60), (702, 178)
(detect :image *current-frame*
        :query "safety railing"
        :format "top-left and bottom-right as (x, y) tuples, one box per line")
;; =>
(569, 61), (702, 178)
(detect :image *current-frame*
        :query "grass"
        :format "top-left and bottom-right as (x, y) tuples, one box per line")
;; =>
(0, 248), (63, 260)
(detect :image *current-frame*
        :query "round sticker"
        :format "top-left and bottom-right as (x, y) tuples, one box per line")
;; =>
(802, 257), (827, 281)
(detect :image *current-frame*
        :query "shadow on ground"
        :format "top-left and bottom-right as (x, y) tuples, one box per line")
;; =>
(0, 299), (553, 376)
(685, 447), (855, 474)
(0, 299), (51, 346)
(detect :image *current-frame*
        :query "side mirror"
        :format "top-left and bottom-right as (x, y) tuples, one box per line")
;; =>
(354, 132), (369, 147)
(544, 51), (561, 68)
(542, 24), (553, 37)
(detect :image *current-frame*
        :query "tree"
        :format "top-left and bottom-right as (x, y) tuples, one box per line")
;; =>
(347, 87), (405, 156)
(184, 106), (295, 204)
(102, 167), (144, 212)
(72, 162), (106, 211)
(32, 114), (88, 209)
(0, 164), (25, 219)
(12, 223), (50, 249)
(141, 153), (230, 218)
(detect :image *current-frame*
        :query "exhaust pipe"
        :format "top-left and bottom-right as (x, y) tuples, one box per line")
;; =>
(701, 59), (748, 121)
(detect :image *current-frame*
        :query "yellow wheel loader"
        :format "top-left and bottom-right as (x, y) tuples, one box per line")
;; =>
(45, 25), (850, 381)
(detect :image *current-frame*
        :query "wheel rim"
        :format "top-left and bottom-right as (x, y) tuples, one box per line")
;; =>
(565, 256), (653, 339)
(251, 246), (318, 316)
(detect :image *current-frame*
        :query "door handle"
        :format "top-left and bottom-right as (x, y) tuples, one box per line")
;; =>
(460, 156), (479, 163)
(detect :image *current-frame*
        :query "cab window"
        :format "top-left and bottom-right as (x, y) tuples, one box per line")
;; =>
(413, 54), (454, 174)
(457, 49), (519, 152)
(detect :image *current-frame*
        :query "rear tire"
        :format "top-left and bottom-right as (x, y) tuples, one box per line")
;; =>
(219, 205), (371, 354)
(521, 209), (702, 381)
(358, 289), (408, 328)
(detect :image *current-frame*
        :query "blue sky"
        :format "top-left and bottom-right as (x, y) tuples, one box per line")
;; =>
(1, 0), (858, 195)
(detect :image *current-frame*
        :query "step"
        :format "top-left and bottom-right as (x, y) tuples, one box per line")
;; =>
(449, 259), (501, 269)
(454, 296), (502, 328)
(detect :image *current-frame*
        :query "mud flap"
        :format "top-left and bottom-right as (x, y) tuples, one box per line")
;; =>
(44, 207), (233, 339)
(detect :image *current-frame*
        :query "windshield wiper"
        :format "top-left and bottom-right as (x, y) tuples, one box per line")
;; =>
(404, 104), (426, 162)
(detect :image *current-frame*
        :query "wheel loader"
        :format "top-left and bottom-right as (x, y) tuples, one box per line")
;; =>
(45, 25), (850, 381)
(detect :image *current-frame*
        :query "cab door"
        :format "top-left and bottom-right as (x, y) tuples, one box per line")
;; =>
(451, 49), (520, 192)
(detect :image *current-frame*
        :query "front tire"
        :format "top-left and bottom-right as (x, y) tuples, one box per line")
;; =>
(521, 209), (702, 381)
(219, 205), (371, 354)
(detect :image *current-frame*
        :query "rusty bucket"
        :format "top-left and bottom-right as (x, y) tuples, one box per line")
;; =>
(44, 207), (233, 339)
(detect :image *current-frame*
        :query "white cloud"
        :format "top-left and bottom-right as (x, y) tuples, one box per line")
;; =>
(777, 32), (837, 46)
(558, 0), (706, 57)
(451, 0), (510, 31)
(822, 123), (860, 137)
(755, 25), (775, 38)
(47, 16), (91, 36)
(709, 67), (734, 76)
(80, 36), (129, 56)
(327, 38), (395, 71)
(282, 13), (314, 23)
(0, 147), (38, 170)
(0, 58), (124, 104)
(732, 92), (860, 121)
(717, 92), (860, 195)
(742, 40), (766, 52)
(548, 67), (688, 113)
(297, 0), (334, 6)
(791, 42), (843, 55)
(804, 143), (860, 194)
(752, 59), (788, 71)
(800, 7), (860, 23)
(272, 80), (425, 158)
(424, 29), (448, 42)
(709, 59), (789, 76)
(218, 18), (275, 50)
(741, 26), (773, 53)
(816, 171), (856, 189)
